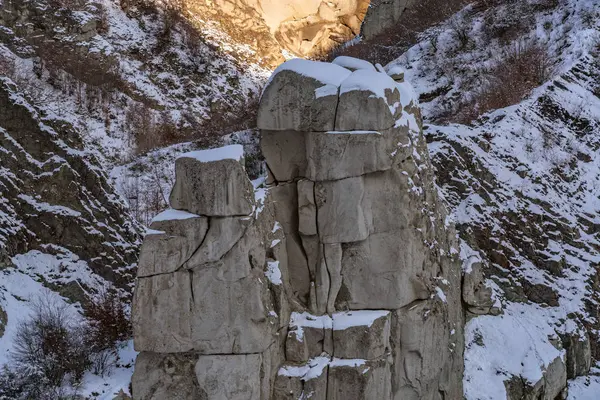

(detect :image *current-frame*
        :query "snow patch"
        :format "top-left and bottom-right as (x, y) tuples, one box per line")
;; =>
(178, 144), (244, 163)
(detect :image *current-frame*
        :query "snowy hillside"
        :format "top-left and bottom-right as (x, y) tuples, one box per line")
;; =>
(380, 0), (600, 397)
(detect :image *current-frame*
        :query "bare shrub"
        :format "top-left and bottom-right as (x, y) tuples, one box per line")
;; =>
(84, 290), (131, 376)
(11, 294), (90, 390)
(453, 41), (555, 123)
(85, 290), (131, 349)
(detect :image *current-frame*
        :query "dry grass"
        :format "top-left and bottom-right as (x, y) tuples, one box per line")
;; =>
(325, 0), (472, 64)
(452, 41), (555, 124)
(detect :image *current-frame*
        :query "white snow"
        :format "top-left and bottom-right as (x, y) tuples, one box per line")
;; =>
(269, 58), (351, 89)
(339, 69), (398, 104)
(329, 358), (367, 368)
(567, 371), (600, 400)
(332, 310), (389, 331)
(289, 312), (333, 342)
(151, 209), (200, 222)
(265, 261), (282, 285)
(386, 65), (405, 77)
(179, 144), (244, 163)
(332, 56), (376, 71)
(464, 303), (565, 400)
(278, 356), (330, 381)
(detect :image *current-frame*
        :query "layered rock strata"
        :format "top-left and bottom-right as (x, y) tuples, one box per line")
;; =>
(132, 57), (464, 399)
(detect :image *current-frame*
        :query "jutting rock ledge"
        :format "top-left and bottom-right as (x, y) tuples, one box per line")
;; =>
(131, 56), (465, 399)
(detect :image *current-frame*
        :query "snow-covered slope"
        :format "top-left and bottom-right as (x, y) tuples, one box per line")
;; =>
(381, 0), (600, 397)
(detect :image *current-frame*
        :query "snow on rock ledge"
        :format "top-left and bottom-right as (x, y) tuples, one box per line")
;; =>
(169, 145), (254, 216)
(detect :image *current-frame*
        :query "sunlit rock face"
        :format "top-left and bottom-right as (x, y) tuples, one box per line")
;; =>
(184, 0), (370, 66)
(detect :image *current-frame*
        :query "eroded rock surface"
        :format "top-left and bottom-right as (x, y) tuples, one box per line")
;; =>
(181, 0), (370, 66)
(132, 57), (464, 399)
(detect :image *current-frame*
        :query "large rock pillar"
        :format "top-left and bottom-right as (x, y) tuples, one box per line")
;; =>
(131, 57), (464, 400)
(258, 57), (464, 399)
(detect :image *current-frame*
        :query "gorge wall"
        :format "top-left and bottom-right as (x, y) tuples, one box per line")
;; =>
(131, 58), (465, 399)
(177, 0), (370, 66)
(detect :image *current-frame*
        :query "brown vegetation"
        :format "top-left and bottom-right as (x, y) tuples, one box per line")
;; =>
(452, 41), (555, 124)
(325, 0), (472, 65)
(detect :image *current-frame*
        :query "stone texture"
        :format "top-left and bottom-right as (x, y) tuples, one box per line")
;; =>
(462, 261), (495, 315)
(333, 311), (391, 359)
(274, 358), (329, 400)
(133, 221), (278, 354)
(132, 270), (194, 353)
(335, 70), (401, 131)
(184, 216), (250, 267)
(137, 216), (208, 277)
(261, 130), (307, 181)
(258, 70), (339, 132)
(305, 130), (395, 181)
(297, 180), (317, 236)
(169, 156), (254, 217)
(338, 231), (431, 310)
(315, 177), (372, 244)
(132, 352), (201, 400)
(327, 357), (392, 400)
(391, 299), (463, 400)
(195, 354), (262, 400)
(561, 329), (592, 379)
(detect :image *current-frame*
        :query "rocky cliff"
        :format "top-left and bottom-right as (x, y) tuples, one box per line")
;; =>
(180, 0), (370, 65)
(131, 57), (464, 399)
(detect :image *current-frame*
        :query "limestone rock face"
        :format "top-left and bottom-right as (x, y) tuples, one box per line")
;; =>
(169, 146), (255, 216)
(180, 0), (370, 67)
(131, 58), (464, 399)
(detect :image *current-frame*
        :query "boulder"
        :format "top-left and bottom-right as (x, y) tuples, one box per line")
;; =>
(391, 299), (463, 400)
(332, 310), (391, 359)
(560, 329), (592, 379)
(274, 356), (330, 400)
(133, 225), (277, 354)
(305, 130), (395, 181)
(257, 59), (350, 132)
(462, 261), (495, 315)
(184, 216), (250, 268)
(169, 145), (254, 217)
(261, 130), (307, 182)
(315, 177), (372, 244)
(335, 69), (400, 131)
(338, 231), (431, 310)
(137, 211), (208, 277)
(297, 180), (317, 236)
(132, 271), (193, 353)
(286, 312), (333, 362)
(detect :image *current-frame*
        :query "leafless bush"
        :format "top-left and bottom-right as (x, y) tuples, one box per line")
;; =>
(449, 16), (471, 50)
(11, 294), (90, 389)
(453, 41), (555, 123)
(85, 290), (131, 376)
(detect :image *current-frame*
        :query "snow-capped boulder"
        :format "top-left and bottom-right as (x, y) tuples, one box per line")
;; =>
(169, 145), (255, 217)
(258, 59), (350, 132)
(335, 69), (401, 131)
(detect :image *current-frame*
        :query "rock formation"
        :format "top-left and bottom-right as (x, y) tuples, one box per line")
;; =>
(131, 57), (464, 399)
(181, 0), (370, 65)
